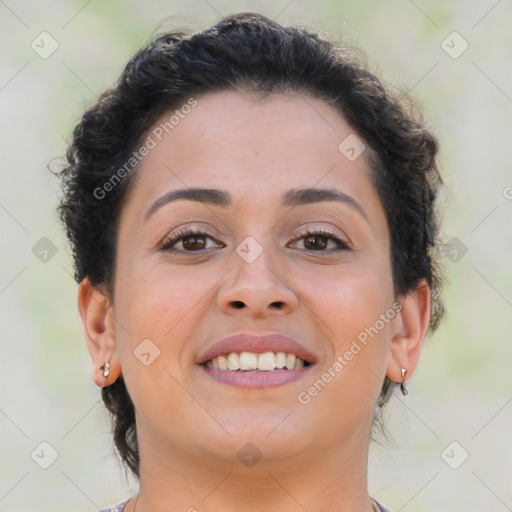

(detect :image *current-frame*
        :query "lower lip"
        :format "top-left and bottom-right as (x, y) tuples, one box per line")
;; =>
(199, 365), (313, 389)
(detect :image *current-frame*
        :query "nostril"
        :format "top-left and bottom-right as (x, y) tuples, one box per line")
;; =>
(232, 301), (245, 309)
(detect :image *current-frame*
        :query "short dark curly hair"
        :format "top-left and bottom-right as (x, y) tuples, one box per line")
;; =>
(57, 12), (445, 480)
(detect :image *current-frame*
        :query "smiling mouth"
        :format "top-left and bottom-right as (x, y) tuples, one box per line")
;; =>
(201, 351), (312, 372)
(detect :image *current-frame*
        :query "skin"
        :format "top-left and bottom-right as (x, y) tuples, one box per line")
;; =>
(78, 90), (430, 512)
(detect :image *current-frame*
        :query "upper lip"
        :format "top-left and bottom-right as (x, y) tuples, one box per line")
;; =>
(196, 332), (318, 365)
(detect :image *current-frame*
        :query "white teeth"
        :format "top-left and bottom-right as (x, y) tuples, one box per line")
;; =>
(206, 351), (308, 371)
(227, 352), (240, 371)
(285, 353), (296, 370)
(239, 352), (258, 370)
(217, 354), (228, 370)
(294, 357), (304, 369)
(258, 352), (276, 371)
(275, 352), (286, 368)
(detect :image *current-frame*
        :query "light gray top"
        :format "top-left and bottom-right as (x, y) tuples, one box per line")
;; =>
(98, 499), (130, 512)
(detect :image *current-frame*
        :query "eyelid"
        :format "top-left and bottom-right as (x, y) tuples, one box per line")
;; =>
(293, 223), (348, 240)
(292, 222), (352, 244)
(159, 224), (221, 248)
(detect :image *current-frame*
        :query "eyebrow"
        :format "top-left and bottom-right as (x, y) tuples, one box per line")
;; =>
(145, 186), (369, 223)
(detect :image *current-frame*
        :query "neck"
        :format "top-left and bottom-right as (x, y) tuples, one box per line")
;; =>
(130, 428), (376, 512)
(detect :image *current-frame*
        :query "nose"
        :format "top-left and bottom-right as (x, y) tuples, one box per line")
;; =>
(216, 237), (299, 318)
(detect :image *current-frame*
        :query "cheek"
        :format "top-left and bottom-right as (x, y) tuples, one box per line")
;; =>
(113, 258), (217, 358)
(302, 254), (394, 391)
(112, 261), (214, 421)
(301, 254), (394, 338)
(289, 259), (395, 448)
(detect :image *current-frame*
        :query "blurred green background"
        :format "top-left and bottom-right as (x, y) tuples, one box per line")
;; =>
(1, 1), (511, 511)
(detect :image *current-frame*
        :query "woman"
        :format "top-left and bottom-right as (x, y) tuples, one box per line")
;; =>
(58, 12), (444, 512)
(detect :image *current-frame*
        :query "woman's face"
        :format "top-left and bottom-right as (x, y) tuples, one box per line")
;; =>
(104, 91), (408, 469)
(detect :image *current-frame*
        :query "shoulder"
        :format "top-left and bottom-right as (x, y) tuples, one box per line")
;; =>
(98, 498), (130, 512)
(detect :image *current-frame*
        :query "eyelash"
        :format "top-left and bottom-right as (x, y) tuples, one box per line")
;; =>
(159, 226), (351, 254)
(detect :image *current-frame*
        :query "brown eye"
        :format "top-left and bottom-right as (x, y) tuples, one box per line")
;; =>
(160, 228), (223, 253)
(303, 234), (329, 250)
(181, 235), (207, 251)
(290, 228), (351, 252)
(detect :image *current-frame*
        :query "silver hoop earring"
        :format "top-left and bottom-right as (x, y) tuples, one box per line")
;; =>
(103, 361), (110, 378)
(400, 368), (408, 396)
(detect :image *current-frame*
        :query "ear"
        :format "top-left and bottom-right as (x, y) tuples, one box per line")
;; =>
(77, 277), (122, 388)
(386, 279), (431, 384)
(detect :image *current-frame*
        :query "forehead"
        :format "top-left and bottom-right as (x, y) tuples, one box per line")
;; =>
(120, 90), (385, 230)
